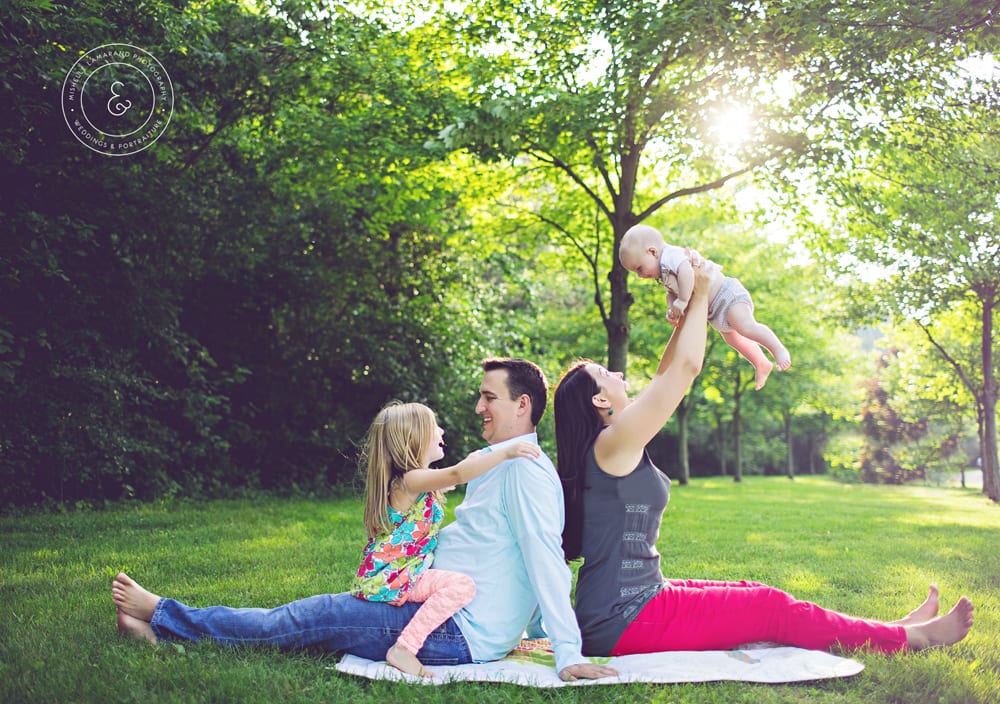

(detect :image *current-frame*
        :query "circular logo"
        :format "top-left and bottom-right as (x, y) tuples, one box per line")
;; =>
(61, 44), (174, 156)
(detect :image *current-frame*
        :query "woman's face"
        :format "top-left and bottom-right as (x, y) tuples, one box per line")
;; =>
(585, 363), (629, 409)
(423, 424), (446, 466)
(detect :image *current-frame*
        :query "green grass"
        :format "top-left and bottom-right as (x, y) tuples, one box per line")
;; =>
(1, 476), (998, 703)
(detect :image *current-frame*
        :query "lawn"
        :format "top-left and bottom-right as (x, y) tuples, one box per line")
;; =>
(1, 476), (997, 703)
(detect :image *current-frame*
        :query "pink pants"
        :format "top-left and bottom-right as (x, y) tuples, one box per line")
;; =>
(612, 579), (908, 655)
(396, 569), (476, 655)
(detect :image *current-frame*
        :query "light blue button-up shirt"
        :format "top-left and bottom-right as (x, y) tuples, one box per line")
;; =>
(432, 432), (588, 673)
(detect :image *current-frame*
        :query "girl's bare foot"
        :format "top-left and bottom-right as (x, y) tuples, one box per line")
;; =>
(117, 609), (157, 645)
(386, 642), (433, 678)
(905, 596), (974, 650)
(111, 572), (160, 622)
(891, 584), (940, 626)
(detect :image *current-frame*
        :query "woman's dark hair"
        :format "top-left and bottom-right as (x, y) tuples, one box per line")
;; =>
(553, 360), (604, 561)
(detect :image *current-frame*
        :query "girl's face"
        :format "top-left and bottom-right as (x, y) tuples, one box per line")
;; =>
(423, 424), (446, 466)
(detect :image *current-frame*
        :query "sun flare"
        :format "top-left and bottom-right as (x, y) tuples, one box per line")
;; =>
(709, 103), (754, 148)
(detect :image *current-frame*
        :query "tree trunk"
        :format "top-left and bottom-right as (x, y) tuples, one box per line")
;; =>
(732, 370), (744, 482)
(606, 256), (632, 372)
(677, 396), (690, 485)
(606, 156), (640, 372)
(713, 410), (728, 476)
(784, 409), (795, 479)
(981, 293), (999, 502)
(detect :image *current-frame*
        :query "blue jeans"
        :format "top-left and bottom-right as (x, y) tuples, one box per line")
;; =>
(150, 591), (473, 665)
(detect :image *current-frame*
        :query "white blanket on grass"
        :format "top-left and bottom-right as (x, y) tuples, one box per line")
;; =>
(334, 639), (864, 688)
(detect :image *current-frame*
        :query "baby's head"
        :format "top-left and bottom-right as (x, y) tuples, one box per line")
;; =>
(619, 225), (666, 279)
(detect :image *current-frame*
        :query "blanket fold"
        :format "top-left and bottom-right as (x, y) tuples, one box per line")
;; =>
(334, 639), (864, 687)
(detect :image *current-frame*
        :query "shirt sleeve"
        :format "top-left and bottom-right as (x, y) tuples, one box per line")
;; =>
(659, 244), (688, 275)
(501, 458), (588, 673)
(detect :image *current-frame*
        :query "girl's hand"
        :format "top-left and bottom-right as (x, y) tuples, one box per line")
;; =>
(503, 441), (541, 461)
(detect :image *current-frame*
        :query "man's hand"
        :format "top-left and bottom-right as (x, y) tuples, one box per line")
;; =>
(558, 663), (619, 681)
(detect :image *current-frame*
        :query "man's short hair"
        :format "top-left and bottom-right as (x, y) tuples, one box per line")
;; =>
(482, 357), (548, 426)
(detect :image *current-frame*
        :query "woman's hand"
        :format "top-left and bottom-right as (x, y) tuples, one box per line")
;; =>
(684, 248), (716, 296)
(559, 662), (619, 681)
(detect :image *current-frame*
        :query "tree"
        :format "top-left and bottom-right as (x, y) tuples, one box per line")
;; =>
(432, 0), (997, 371)
(0, 0), (502, 505)
(804, 59), (1000, 500)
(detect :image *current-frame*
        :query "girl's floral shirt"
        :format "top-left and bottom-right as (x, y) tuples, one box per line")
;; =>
(351, 491), (443, 605)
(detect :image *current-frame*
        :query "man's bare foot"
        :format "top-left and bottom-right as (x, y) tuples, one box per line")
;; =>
(905, 596), (974, 650)
(111, 572), (160, 622)
(386, 642), (433, 678)
(754, 359), (774, 390)
(891, 584), (940, 626)
(117, 609), (157, 645)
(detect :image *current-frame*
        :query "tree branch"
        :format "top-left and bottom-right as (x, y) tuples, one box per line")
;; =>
(525, 146), (614, 221)
(634, 161), (759, 222)
(498, 200), (609, 326)
(918, 322), (981, 404)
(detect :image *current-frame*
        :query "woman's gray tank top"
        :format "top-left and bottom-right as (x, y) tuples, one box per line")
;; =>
(574, 441), (670, 655)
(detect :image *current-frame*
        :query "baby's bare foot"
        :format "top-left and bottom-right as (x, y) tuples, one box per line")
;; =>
(754, 359), (774, 390)
(117, 609), (157, 645)
(111, 572), (160, 622)
(905, 596), (973, 650)
(891, 584), (940, 626)
(386, 642), (433, 678)
(774, 346), (791, 371)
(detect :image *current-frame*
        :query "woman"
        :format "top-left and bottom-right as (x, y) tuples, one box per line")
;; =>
(553, 253), (973, 657)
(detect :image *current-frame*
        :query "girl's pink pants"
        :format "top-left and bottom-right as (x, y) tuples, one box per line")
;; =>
(396, 569), (475, 655)
(612, 579), (908, 655)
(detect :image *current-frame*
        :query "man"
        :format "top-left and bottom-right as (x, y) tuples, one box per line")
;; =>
(112, 358), (616, 682)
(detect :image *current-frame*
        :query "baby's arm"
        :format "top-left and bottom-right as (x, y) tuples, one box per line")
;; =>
(401, 442), (540, 494)
(666, 290), (681, 324)
(670, 258), (695, 320)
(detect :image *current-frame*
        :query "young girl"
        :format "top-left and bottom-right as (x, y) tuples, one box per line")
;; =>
(351, 401), (540, 678)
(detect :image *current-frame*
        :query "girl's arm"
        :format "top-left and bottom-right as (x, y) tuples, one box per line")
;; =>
(401, 441), (540, 494)
(595, 261), (712, 475)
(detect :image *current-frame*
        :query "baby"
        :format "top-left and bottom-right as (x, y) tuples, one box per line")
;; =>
(620, 224), (791, 389)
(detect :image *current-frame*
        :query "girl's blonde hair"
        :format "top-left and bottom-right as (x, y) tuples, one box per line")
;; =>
(360, 401), (443, 539)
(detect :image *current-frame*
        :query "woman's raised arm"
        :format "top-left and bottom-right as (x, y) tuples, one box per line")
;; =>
(594, 259), (713, 474)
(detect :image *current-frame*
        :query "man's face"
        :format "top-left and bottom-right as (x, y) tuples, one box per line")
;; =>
(475, 368), (526, 444)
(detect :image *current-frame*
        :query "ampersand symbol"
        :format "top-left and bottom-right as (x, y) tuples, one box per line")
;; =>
(107, 81), (133, 117)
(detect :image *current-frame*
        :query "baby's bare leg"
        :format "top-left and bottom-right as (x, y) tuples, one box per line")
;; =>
(111, 572), (161, 622)
(720, 330), (774, 390)
(725, 303), (791, 371)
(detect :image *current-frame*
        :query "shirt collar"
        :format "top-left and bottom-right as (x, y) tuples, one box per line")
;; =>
(483, 431), (538, 453)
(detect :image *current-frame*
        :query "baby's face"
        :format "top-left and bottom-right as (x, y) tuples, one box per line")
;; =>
(621, 246), (661, 279)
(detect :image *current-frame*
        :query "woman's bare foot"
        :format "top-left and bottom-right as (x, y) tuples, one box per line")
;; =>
(117, 609), (157, 645)
(111, 572), (161, 622)
(905, 596), (974, 650)
(386, 642), (433, 678)
(891, 585), (940, 626)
